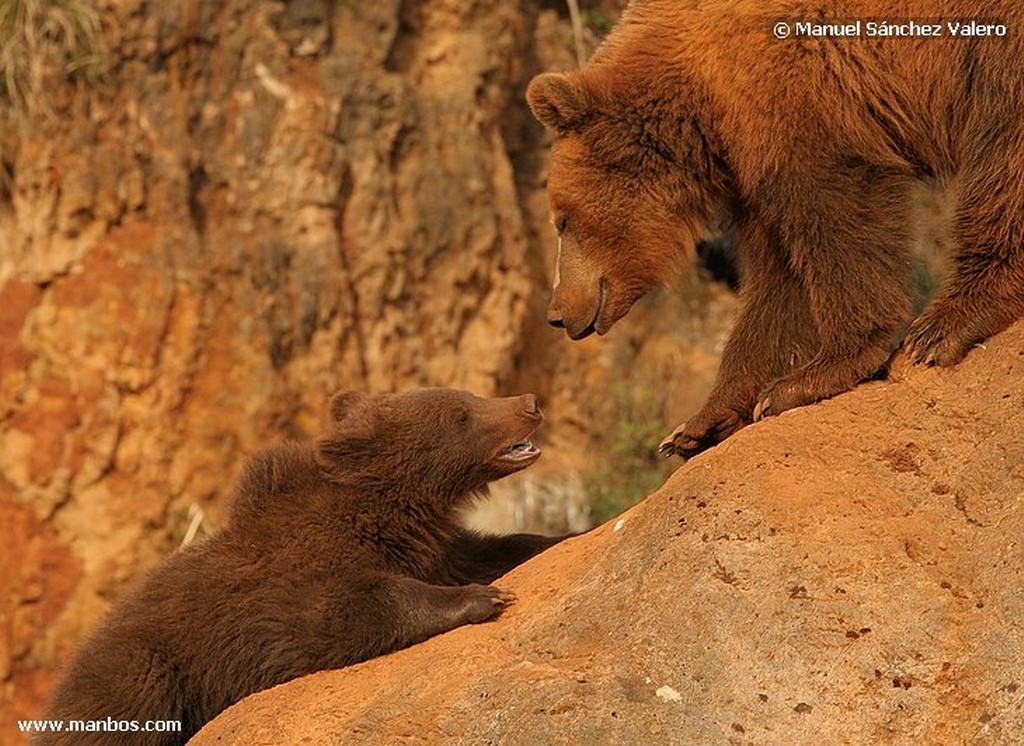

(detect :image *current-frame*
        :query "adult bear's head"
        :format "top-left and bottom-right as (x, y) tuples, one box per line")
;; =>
(527, 67), (731, 339)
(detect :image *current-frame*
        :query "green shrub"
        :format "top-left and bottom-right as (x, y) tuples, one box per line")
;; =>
(585, 381), (674, 524)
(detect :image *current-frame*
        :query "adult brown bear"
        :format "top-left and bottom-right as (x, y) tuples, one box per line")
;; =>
(527, 0), (1024, 458)
(41, 389), (567, 745)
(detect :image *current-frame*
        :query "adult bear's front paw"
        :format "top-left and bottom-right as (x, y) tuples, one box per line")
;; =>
(753, 354), (881, 420)
(753, 373), (817, 420)
(659, 404), (749, 459)
(903, 307), (980, 367)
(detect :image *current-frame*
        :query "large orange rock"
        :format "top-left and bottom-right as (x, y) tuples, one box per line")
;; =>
(193, 322), (1024, 745)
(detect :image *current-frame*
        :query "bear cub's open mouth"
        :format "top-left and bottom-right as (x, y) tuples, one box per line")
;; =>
(490, 397), (543, 471)
(497, 439), (540, 463)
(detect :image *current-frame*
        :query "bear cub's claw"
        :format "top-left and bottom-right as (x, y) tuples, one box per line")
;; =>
(464, 585), (517, 623)
(491, 587), (517, 606)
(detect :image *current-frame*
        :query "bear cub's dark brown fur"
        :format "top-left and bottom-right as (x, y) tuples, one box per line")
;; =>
(41, 389), (567, 745)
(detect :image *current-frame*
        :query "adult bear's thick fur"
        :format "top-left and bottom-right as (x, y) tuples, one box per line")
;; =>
(528, 0), (1024, 458)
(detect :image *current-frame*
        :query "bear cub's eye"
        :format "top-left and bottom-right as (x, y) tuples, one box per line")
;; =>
(554, 214), (568, 235)
(456, 410), (470, 425)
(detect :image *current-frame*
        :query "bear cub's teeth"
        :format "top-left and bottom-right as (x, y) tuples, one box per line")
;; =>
(498, 440), (540, 461)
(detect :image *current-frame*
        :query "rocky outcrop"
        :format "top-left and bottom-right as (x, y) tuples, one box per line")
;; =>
(192, 322), (1024, 745)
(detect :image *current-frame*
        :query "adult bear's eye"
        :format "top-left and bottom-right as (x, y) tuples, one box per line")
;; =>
(554, 214), (568, 234)
(457, 410), (470, 425)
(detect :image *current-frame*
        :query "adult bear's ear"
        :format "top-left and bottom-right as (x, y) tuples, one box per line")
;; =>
(527, 72), (593, 133)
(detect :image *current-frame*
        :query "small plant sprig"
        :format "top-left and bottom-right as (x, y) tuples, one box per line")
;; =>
(585, 380), (673, 524)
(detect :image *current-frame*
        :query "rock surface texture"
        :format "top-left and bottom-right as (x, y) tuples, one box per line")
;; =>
(193, 322), (1024, 745)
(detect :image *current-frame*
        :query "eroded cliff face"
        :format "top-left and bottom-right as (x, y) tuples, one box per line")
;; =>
(0, 0), (733, 732)
(193, 323), (1024, 746)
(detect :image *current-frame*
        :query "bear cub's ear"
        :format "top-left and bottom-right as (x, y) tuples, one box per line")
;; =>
(318, 391), (376, 469)
(330, 391), (370, 422)
(328, 391), (377, 439)
(526, 72), (593, 133)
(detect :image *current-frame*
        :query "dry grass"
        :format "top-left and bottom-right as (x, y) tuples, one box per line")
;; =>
(0, 0), (105, 118)
(566, 0), (586, 67)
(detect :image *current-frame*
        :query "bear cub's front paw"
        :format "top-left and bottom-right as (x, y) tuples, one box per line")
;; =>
(463, 584), (517, 623)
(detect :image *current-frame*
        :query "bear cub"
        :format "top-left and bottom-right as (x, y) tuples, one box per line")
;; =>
(42, 389), (568, 745)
